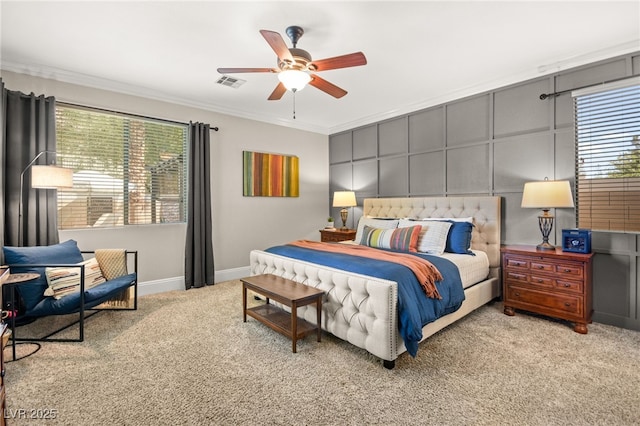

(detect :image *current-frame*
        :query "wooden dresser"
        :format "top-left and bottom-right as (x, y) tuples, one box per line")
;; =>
(501, 245), (594, 334)
(319, 228), (356, 243)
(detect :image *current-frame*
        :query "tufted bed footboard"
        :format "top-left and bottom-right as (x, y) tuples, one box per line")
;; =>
(250, 196), (501, 368)
(250, 250), (400, 363)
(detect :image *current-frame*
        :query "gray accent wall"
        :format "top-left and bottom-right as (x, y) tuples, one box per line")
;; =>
(329, 52), (640, 332)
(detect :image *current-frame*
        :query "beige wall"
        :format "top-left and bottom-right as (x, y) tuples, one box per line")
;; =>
(1, 70), (329, 291)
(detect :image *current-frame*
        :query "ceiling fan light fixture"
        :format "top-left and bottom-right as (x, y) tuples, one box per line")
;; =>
(278, 69), (311, 92)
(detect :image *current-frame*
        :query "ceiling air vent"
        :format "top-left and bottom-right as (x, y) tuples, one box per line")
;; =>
(216, 75), (246, 89)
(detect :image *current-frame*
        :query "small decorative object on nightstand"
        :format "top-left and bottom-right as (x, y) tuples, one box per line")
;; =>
(501, 245), (594, 334)
(326, 217), (335, 229)
(319, 228), (356, 243)
(562, 228), (591, 253)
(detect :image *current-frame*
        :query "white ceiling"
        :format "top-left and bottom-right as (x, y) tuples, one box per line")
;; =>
(1, 1), (639, 135)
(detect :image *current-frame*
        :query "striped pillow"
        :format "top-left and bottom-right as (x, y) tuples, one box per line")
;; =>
(360, 225), (422, 252)
(44, 257), (107, 299)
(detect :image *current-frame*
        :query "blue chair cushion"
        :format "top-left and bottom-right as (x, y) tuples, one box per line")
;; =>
(3, 240), (84, 312)
(27, 273), (136, 317)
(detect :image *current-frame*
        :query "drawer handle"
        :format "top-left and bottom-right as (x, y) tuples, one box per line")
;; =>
(563, 269), (572, 273)
(537, 279), (544, 283)
(565, 302), (571, 307)
(536, 265), (544, 269)
(515, 292), (520, 297)
(564, 283), (571, 288)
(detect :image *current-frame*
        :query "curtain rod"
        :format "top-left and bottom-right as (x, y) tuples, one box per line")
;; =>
(539, 75), (637, 100)
(57, 101), (219, 131)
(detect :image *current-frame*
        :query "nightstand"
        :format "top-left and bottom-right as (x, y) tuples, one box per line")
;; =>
(501, 245), (594, 334)
(319, 228), (356, 243)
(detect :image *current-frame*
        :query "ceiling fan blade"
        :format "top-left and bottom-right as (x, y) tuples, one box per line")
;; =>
(310, 52), (367, 71)
(259, 30), (294, 62)
(268, 82), (287, 101)
(309, 74), (347, 98)
(217, 67), (275, 74)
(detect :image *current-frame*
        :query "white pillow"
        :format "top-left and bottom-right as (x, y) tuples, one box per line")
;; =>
(44, 257), (106, 299)
(354, 217), (399, 244)
(418, 216), (473, 223)
(398, 219), (452, 255)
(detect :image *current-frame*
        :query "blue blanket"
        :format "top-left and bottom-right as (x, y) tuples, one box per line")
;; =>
(265, 244), (465, 357)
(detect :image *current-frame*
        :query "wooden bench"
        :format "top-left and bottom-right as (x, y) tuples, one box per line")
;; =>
(241, 274), (323, 353)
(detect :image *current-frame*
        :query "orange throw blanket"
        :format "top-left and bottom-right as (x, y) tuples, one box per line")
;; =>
(288, 240), (443, 299)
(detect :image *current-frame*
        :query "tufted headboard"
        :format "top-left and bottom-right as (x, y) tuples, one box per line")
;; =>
(362, 196), (502, 279)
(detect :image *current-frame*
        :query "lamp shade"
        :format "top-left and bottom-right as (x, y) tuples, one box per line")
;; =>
(278, 70), (311, 91)
(521, 180), (574, 209)
(31, 165), (74, 189)
(332, 191), (357, 208)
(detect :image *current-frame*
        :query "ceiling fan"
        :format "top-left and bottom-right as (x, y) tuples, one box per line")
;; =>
(217, 26), (367, 100)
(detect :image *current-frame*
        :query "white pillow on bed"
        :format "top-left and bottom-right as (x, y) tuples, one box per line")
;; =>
(418, 216), (473, 223)
(398, 219), (452, 255)
(354, 217), (399, 244)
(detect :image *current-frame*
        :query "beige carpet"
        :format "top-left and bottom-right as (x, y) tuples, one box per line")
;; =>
(4, 279), (640, 425)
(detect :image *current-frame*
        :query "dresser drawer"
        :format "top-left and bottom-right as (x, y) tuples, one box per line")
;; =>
(505, 270), (528, 284)
(506, 286), (583, 316)
(555, 263), (584, 279)
(505, 257), (530, 270)
(530, 260), (554, 273)
(529, 274), (554, 288)
(554, 279), (584, 294)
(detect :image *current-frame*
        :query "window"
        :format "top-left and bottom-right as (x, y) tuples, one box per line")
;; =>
(55, 104), (188, 229)
(573, 77), (640, 232)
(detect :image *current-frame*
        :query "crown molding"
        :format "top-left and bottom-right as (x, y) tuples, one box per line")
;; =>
(328, 40), (640, 134)
(0, 61), (330, 135)
(4, 38), (638, 137)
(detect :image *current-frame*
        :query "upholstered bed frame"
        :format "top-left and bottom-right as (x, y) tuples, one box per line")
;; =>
(250, 196), (501, 368)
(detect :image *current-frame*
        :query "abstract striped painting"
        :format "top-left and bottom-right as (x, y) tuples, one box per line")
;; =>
(243, 151), (299, 197)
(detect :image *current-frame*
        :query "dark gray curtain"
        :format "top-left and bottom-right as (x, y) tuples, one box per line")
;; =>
(185, 122), (214, 289)
(0, 79), (59, 252)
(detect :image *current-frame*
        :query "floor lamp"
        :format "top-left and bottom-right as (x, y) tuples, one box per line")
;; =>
(521, 178), (574, 251)
(19, 151), (73, 246)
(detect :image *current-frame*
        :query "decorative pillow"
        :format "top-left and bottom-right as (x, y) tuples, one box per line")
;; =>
(416, 218), (475, 254)
(444, 221), (475, 254)
(44, 258), (107, 299)
(360, 225), (421, 252)
(398, 219), (452, 255)
(3, 240), (85, 311)
(354, 217), (399, 244)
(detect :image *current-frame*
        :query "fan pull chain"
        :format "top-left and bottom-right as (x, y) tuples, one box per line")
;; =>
(292, 89), (297, 119)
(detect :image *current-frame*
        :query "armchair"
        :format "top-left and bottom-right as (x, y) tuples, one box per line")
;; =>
(2, 239), (137, 342)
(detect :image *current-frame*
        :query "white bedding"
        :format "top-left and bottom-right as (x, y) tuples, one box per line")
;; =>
(339, 240), (489, 289)
(440, 250), (489, 289)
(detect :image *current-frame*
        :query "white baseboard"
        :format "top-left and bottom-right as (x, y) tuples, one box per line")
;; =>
(137, 266), (251, 296)
(138, 276), (184, 296)
(214, 266), (251, 283)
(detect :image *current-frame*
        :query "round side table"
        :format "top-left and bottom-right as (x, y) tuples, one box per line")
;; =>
(4, 272), (42, 361)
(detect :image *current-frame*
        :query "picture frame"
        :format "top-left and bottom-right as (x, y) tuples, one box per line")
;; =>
(242, 150), (299, 197)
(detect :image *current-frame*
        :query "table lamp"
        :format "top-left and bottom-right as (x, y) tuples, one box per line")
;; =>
(521, 178), (574, 251)
(332, 191), (357, 230)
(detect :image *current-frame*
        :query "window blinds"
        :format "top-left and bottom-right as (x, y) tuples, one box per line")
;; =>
(55, 105), (188, 229)
(573, 76), (640, 232)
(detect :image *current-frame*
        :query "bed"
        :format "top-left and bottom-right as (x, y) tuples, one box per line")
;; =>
(249, 196), (501, 368)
